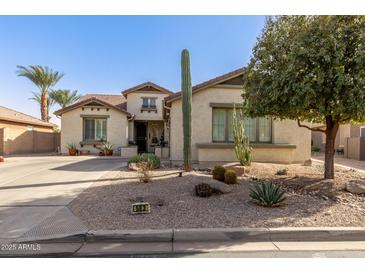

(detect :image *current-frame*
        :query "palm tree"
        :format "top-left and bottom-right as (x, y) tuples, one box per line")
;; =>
(17, 65), (64, 122)
(29, 92), (55, 120)
(49, 89), (80, 108)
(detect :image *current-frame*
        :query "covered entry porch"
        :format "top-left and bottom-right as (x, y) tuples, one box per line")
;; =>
(128, 119), (169, 158)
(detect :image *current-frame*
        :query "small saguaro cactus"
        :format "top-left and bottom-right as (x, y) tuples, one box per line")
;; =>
(181, 49), (192, 171)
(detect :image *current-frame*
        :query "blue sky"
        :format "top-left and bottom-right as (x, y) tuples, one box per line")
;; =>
(0, 16), (265, 125)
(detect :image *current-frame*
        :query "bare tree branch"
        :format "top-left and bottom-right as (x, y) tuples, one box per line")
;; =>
(297, 119), (326, 133)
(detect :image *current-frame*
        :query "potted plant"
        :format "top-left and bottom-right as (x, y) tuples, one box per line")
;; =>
(66, 143), (78, 156)
(102, 142), (114, 156)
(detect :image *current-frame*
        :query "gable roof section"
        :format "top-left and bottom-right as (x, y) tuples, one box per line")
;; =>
(121, 82), (174, 97)
(165, 67), (245, 103)
(54, 94), (129, 116)
(0, 106), (56, 128)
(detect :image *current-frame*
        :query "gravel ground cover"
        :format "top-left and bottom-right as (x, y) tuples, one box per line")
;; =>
(69, 162), (365, 229)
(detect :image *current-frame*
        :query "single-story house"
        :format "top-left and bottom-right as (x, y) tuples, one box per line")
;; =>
(0, 106), (59, 155)
(54, 68), (311, 164)
(312, 124), (365, 160)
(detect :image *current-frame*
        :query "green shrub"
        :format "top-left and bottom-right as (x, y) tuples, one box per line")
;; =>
(311, 146), (321, 153)
(128, 155), (142, 165)
(250, 182), (286, 207)
(224, 170), (237, 184)
(128, 153), (160, 169)
(212, 165), (226, 181)
(141, 153), (160, 169)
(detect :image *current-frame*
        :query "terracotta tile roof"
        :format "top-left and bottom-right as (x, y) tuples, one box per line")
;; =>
(121, 82), (174, 96)
(54, 94), (129, 116)
(165, 67), (246, 103)
(0, 105), (57, 128)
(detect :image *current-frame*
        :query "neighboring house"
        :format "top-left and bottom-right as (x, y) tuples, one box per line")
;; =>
(54, 68), (311, 164)
(0, 106), (59, 156)
(312, 124), (365, 160)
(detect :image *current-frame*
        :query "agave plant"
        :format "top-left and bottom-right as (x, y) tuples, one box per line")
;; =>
(102, 142), (113, 151)
(102, 142), (114, 156)
(249, 182), (286, 207)
(66, 143), (77, 150)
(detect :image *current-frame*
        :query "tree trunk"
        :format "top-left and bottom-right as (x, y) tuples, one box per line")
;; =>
(41, 89), (48, 122)
(324, 116), (339, 179)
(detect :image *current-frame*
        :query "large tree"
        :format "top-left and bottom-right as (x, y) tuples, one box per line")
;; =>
(243, 16), (365, 179)
(49, 89), (80, 108)
(29, 91), (55, 119)
(17, 65), (64, 122)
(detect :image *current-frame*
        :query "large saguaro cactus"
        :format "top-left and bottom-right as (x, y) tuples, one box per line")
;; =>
(181, 49), (192, 171)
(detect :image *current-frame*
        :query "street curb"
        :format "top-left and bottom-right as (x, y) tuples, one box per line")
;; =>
(85, 229), (173, 242)
(16, 233), (86, 243)
(14, 227), (365, 244)
(268, 227), (365, 242)
(173, 228), (271, 242)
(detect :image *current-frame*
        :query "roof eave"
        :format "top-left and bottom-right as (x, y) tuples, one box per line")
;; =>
(54, 98), (130, 116)
(165, 67), (245, 103)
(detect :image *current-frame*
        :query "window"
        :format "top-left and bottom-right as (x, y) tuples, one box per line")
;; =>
(141, 97), (157, 109)
(150, 98), (156, 109)
(212, 108), (272, 143)
(83, 118), (107, 141)
(142, 98), (149, 108)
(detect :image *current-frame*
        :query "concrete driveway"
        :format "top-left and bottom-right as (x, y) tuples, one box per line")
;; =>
(0, 156), (123, 241)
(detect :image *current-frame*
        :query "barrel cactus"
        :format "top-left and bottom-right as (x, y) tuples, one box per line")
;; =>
(181, 49), (192, 171)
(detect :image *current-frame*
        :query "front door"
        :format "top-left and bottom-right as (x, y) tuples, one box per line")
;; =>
(135, 122), (147, 153)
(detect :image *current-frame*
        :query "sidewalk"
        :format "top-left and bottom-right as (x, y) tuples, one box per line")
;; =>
(312, 154), (365, 175)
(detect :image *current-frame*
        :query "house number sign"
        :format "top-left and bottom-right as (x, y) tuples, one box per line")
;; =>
(131, 202), (151, 214)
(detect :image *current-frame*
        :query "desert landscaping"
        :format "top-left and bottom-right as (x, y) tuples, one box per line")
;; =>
(69, 160), (365, 230)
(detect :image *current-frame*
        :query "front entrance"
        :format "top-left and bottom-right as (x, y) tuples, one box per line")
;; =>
(135, 122), (147, 153)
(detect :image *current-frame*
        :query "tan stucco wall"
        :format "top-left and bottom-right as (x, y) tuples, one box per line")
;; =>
(60, 107), (128, 154)
(197, 147), (295, 164)
(169, 86), (311, 164)
(121, 146), (138, 158)
(0, 120), (54, 155)
(126, 91), (168, 121)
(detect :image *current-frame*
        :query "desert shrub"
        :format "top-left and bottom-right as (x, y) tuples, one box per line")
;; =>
(128, 155), (142, 165)
(212, 166), (226, 181)
(250, 182), (286, 207)
(141, 153), (160, 169)
(128, 153), (160, 169)
(138, 162), (151, 183)
(195, 183), (213, 197)
(275, 168), (288, 176)
(224, 170), (237, 184)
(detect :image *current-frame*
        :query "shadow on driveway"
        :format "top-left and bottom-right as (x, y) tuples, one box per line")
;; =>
(50, 158), (123, 172)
